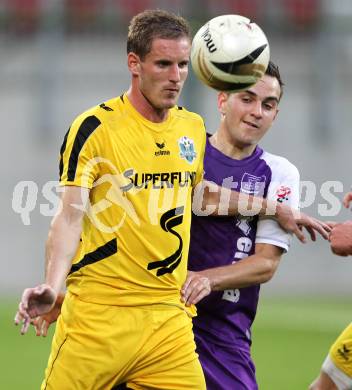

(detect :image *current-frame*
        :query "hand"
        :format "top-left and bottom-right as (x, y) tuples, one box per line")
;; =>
(330, 221), (352, 256)
(14, 284), (57, 335)
(325, 221), (338, 229)
(31, 292), (65, 336)
(181, 271), (211, 306)
(343, 192), (352, 209)
(276, 204), (331, 243)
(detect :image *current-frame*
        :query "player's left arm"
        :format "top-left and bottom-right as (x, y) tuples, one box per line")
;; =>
(181, 243), (283, 306)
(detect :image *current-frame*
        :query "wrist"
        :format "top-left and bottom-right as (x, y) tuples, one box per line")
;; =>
(56, 292), (66, 305)
(43, 280), (60, 297)
(201, 270), (218, 291)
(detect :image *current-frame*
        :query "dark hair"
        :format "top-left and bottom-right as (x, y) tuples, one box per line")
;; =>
(266, 61), (284, 99)
(127, 9), (191, 60)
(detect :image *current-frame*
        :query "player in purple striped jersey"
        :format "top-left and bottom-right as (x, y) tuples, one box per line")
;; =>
(182, 61), (299, 390)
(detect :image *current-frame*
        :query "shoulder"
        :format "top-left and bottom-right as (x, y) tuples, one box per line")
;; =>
(68, 96), (126, 137)
(172, 106), (205, 126)
(260, 150), (299, 179)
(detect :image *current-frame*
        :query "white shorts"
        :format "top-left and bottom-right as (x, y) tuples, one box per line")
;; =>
(322, 354), (352, 390)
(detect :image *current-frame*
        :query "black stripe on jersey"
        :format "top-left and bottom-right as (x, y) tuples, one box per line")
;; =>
(59, 128), (70, 181)
(68, 238), (117, 275)
(119, 94), (124, 103)
(147, 207), (184, 276)
(177, 106), (183, 110)
(67, 115), (101, 181)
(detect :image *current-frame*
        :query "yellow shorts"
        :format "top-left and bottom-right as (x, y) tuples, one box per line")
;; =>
(41, 292), (205, 390)
(329, 322), (352, 378)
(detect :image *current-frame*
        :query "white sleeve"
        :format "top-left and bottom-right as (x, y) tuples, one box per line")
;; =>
(255, 152), (300, 253)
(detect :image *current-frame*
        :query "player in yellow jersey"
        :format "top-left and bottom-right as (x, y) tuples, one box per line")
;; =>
(14, 9), (330, 390)
(16, 10), (206, 390)
(310, 192), (352, 390)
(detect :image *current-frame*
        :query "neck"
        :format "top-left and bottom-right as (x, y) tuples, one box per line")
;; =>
(126, 85), (168, 123)
(210, 128), (257, 160)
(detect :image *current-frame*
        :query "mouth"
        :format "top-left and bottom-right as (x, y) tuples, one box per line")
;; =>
(243, 120), (259, 129)
(164, 87), (180, 94)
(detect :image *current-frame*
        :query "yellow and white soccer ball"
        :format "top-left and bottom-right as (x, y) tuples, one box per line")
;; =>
(191, 14), (270, 92)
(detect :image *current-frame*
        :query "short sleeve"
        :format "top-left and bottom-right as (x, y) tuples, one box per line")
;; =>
(59, 114), (102, 189)
(255, 155), (300, 253)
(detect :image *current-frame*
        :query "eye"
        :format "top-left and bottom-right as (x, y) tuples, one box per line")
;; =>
(156, 60), (171, 68)
(263, 102), (277, 111)
(241, 96), (251, 103)
(178, 61), (189, 69)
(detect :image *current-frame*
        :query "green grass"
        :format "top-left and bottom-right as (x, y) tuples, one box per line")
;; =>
(252, 298), (352, 390)
(0, 300), (54, 389)
(1, 298), (351, 389)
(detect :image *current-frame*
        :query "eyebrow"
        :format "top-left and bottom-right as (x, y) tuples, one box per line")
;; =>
(244, 90), (280, 104)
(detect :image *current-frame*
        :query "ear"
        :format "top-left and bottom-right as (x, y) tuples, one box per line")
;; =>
(127, 52), (141, 76)
(217, 92), (228, 116)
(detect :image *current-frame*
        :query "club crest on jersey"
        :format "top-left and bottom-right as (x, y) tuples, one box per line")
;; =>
(276, 186), (291, 203)
(240, 173), (266, 195)
(178, 136), (197, 164)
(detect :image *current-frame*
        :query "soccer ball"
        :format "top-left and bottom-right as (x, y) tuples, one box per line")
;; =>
(191, 14), (270, 92)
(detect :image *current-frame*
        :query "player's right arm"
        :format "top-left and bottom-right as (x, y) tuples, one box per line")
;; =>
(181, 243), (283, 306)
(14, 186), (88, 334)
(192, 180), (330, 243)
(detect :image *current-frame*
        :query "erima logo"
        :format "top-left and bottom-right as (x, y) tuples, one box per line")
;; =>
(201, 25), (217, 53)
(155, 150), (170, 156)
(154, 142), (170, 157)
(156, 142), (165, 149)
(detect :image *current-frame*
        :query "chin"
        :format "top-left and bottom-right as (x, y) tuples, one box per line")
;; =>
(159, 99), (177, 109)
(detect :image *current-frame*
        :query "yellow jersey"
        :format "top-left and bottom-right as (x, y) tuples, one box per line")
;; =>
(59, 94), (205, 310)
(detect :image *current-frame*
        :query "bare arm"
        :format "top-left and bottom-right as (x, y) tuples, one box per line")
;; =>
(192, 180), (330, 243)
(14, 186), (88, 334)
(44, 186), (88, 293)
(181, 243), (283, 306)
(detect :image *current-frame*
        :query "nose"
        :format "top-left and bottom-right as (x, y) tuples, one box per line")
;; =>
(169, 64), (181, 83)
(251, 102), (262, 118)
